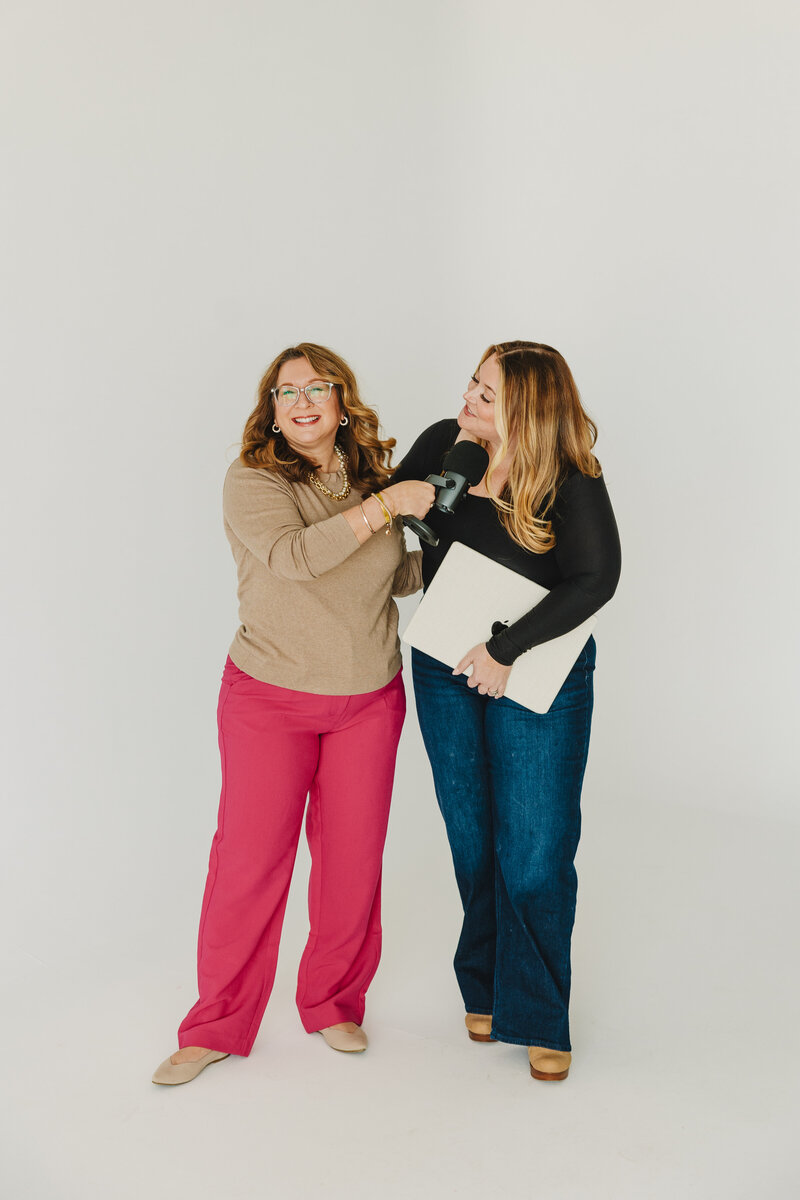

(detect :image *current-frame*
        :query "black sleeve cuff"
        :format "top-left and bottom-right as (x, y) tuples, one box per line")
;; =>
(485, 629), (519, 667)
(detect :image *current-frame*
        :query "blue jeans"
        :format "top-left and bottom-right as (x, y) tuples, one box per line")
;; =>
(411, 638), (595, 1051)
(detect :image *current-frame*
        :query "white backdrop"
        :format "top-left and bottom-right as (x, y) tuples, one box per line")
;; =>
(2, 2), (798, 1198)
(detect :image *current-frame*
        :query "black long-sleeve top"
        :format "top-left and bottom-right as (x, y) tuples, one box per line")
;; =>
(391, 419), (622, 665)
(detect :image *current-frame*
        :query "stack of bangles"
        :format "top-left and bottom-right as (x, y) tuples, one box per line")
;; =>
(360, 492), (393, 536)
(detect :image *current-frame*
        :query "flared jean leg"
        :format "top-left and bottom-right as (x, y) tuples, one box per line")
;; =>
(483, 640), (594, 1050)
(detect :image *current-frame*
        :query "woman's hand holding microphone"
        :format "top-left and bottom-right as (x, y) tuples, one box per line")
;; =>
(380, 481), (437, 520)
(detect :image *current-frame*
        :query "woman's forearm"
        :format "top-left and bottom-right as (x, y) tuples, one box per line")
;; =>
(486, 577), (616, 663)
(342, 494), (393, 544)
(487, 473), (621, 664)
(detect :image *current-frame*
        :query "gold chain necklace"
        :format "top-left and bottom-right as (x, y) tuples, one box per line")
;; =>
(308, 443), (351, 501)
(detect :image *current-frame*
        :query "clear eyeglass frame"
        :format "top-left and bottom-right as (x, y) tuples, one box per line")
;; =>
(270, 382), (335, 408)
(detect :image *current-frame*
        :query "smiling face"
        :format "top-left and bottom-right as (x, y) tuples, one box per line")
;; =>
(272, 356), (343, 467)
(458, 353), (501, 446)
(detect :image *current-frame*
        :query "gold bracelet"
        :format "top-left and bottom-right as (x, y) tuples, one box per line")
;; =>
(374, 492), (393, 534)
(360, 502), (379, 534)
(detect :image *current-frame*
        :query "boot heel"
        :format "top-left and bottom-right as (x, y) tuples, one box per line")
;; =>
(464, 1014), (496, 1042)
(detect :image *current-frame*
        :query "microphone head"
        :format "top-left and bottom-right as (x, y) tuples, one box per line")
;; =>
(442, 440), (490, 486)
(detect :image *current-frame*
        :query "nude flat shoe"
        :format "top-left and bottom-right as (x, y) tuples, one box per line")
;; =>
(465, 1013), (495, 1042)
(318, 1025), (368, 1052)
(151, 1049), (229, 1086)
(528, 1046), (571, 1081)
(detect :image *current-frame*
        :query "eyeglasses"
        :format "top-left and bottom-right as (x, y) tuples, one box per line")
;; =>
(270, 382), (335, 408)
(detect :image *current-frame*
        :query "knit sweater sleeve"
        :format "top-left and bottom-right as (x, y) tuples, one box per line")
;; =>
(391, 544), (423, 597)
(223, 461), (360, 582)
(485, 472), (622, 665)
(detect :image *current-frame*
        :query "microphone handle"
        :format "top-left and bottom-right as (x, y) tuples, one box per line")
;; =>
(434, 472), (469, 514)
(403, 515), (440, 547)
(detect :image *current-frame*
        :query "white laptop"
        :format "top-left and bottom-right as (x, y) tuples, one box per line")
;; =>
(402, 541), (596, 714)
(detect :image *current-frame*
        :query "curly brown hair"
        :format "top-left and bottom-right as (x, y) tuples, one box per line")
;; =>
(241, 343), (396, 491)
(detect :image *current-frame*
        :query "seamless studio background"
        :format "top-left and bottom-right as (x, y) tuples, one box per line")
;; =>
(1, 2), (798, 1198)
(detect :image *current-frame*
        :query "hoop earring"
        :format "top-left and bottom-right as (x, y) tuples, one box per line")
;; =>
(339, 415), (349, 426)
(272, 423), (280, 433)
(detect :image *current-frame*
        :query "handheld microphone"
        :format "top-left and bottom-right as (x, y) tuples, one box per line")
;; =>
(404, 440), (490, 547)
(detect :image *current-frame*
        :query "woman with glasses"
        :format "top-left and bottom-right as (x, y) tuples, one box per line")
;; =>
(392, 342), (621, 1082)
(152, 343), (435, 1085)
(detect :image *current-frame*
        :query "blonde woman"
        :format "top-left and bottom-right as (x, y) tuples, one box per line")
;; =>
(392, 342), (621, 1082)
(152, 343), (434, 1085)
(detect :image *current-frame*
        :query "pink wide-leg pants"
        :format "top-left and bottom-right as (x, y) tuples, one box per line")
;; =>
(177, 656), (406, 1056)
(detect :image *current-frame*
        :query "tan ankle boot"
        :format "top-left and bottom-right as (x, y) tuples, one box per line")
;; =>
(464, 1013), (495, 1042)
(528, 1046), (571, 1080)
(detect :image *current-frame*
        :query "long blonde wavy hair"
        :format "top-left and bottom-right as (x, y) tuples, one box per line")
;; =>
(241, 343), (396, 490)
(480, 341), (601, 554)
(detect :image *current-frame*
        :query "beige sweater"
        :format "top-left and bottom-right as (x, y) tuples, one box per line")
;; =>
(223, 459), (423, 695)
